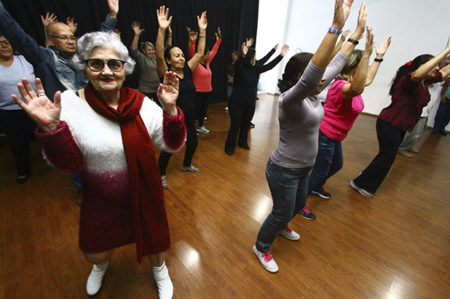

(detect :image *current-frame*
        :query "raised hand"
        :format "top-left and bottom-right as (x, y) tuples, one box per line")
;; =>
(131, 21), (144, 35)
(215, 26), (222, 40)
(40, 12), (58, 28)
(157, 6), (172, 30)
(187, 26), (198, 42)
(332, 0), (354, 29)
(11, 78), (61, 132)
(197, 11), (207, 31)
(107, 0), (119, 18)
(375, 35), (391, 58)
(241, 38), (254, 56)
(355, 3), (367, 36)
(364, 26), (374, 56)
(157, 72), (179, 115)
(281, 44), (290, 56)
(66, 16), (78, 34)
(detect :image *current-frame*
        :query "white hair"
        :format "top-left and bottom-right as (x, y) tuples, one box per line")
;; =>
(72, 31), (135, 75)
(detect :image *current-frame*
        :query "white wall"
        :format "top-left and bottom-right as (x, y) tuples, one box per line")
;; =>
(256, 0), (450, 122)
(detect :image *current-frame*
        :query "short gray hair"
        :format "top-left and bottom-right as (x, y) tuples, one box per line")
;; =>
(73, 31), (135, 75)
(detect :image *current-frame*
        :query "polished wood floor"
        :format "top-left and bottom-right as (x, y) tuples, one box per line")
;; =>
(1, 94), (449, 298)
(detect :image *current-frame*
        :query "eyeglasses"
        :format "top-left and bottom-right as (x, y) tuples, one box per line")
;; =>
(0, 40), (11, 46)
(48, 35), (78, 41)
(85, 59), (126, 72)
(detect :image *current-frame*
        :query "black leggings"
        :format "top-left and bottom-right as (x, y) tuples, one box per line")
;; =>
(225, 101), (255, 150)
(0, 109), (35, 176)
(158, 106), (198, 175)
(195, 92), (211, 127)
(353, 118), (405, 193)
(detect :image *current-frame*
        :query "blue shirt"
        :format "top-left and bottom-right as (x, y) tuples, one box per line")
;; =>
(0, 55), (36, 110)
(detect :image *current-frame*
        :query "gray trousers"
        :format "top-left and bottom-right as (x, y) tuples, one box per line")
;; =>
(399, 117), (427, 152)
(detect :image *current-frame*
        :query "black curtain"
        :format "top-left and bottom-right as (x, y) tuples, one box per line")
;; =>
(2, 0), (259, 103)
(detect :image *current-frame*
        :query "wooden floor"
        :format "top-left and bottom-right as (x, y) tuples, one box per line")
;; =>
(1, 93), (449, 299)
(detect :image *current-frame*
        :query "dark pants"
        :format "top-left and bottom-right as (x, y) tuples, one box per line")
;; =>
(158, 104), (198, 175)
(308, 130), (343, 193)
(433, 97), (450, 133)
(225, 101), (255, 151)
(256, 158), (310, 253)
(0, 109), (35, 176)
(195, 92), (211, 127)
(353, 118), (405, 194)
(226, 84), (233, 106)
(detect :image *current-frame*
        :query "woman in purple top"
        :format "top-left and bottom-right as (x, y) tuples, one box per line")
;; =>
(350, 39), (450, 197)
(252, 0), (363, 273)
(300, 30), (392, 220)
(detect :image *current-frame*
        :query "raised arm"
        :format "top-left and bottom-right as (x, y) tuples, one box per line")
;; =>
(207, 27), (222, 64)
(166, 25), (173, 47)
(257, 43), (278, 65)
(340, 2), (366, 57)
(187, 11), (207, 72)
(99, 0), (118, 31)
(156, 5), (172, 77)
(365, 35), (391, 86)
(40, 12), (58, 48)
(311, 0), (354, 68)
(257, 44), (289, 74)
(412, 38), (450, 81)
(187, 26), (198, 59)
(331, 29), (350, 59)
(342, 26), (374, 99)
(131, 21), (144, 50)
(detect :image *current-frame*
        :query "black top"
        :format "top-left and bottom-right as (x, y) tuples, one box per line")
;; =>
(175, 64), (196, 118)
(230, 48), (282, 104)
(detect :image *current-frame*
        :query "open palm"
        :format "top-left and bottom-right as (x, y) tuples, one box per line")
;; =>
(11, 78), (61, 132)
(157, 72), (179, 108)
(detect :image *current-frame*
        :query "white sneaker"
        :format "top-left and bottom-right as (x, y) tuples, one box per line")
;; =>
(161, 175), (168, 189)
(153, 262), (173, 299)
(196, 126), (210, 134)
(252, 245), (278, 273)
(181, 165), (200, 173)
(86, 260), (109, 296)
(350, 180), (374, 198)
(278, 226), (300, 241)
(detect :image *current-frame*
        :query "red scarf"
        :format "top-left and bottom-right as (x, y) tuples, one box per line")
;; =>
(84, 84), (170, 263)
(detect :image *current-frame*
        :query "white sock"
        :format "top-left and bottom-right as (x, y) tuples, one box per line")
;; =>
(152, 262), (173, 299)
(95, 260), (109, 272)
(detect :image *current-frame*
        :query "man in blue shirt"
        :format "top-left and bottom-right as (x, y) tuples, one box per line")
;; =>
(0, 0), (119, 98)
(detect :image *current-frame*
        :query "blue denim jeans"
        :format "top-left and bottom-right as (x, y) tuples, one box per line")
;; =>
(308, 130), (343, 193)
(255, 158), (310, 253)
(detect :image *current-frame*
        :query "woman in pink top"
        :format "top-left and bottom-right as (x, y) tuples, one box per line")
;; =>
(301, 28), (391, 219)
(188, 26), (222, 134)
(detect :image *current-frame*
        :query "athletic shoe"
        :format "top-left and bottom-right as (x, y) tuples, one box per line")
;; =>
(409, 148), (419, 153)
(161, 175), (168, 189)
(153, 262), (173, 299)
(249, 122), (255, 128)
(398, 150), (413, 158)
(278, 226), (300, 240)
(196, 126), (210, 134)
(252, 245), (279, 273)
(299, 205), (316, 220)
(311, 187), (331, 199)
(349, 180), (374, 198)
(86, 260), (109, 296)
(181, 164), (200, 173)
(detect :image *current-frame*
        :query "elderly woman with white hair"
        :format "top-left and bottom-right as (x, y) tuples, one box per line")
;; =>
(11, 31), (185, 299)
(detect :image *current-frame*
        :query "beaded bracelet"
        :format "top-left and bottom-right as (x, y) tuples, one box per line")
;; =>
(347, 38), (359, 45)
